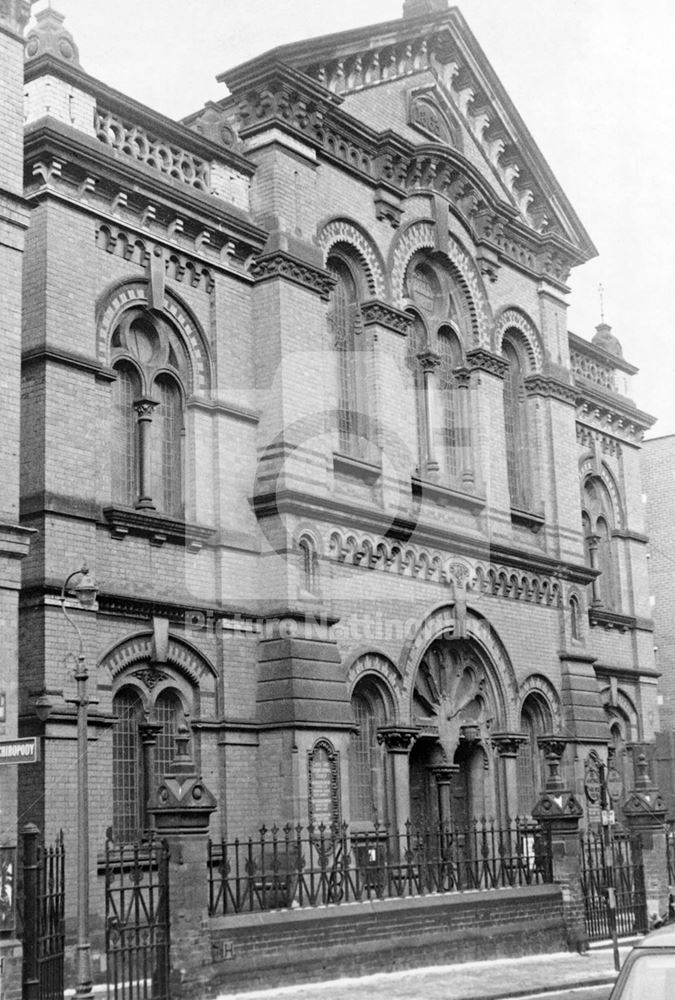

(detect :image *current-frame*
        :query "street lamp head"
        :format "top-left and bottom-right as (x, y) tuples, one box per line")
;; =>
(72, 567), (99, 609)
(34, 692), (53, 723)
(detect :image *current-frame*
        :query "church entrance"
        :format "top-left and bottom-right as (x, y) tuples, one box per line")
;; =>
(410, 635), (502, 826)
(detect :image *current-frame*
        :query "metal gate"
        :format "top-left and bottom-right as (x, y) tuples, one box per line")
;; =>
(21, 825), (65, 1000)
(580, 831), (648, 942)
(104, 834), (171, 1000)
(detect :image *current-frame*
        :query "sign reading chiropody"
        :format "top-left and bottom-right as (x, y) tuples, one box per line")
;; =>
(0, 737), (38, 764)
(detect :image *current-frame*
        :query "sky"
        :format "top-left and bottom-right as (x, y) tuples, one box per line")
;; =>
(29, 0), (675, 437)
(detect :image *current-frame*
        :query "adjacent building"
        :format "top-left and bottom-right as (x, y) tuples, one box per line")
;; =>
(14, 0), (659, 939)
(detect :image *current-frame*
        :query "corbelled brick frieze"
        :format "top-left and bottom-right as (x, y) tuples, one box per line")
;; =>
(215, 61), (586, 284)
(326, 526), (566, 607)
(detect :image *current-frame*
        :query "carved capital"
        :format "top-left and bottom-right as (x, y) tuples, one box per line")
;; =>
(465, 348), (508, 379)
(417, 349), (441, 372)
(491, 732), (528, 758)
(376, 725), (418, 753)
(134, 398), (159, 420)
(250, 250), (336, 300)
(360, 299), (411, 335)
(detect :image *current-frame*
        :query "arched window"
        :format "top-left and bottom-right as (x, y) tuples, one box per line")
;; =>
(406, 313), (428, 473)
(153, 374), (184, 518)
(112, 687), (144, 843)
(298, 535), (319, 595)
(437, 326), (463, 481)
(350, 680), (388, 824)
(110, 309), (188, 516)
(570, 595), (581, 640)
(111, 682), (187, 842)
(328, 257), (366, 459)
(502, 338), (530, 509)
(112, 361), (141, 507)
(516, 694), (552, 815)
(582, 476), (620, 610)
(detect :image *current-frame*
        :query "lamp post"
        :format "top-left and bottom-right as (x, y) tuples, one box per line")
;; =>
(60, 565), (98, 1000)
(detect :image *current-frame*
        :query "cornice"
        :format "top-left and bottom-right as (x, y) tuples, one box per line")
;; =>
(23, 119), (267, 256)
(575, 383), (656, 438)
(252, 485), (597, 585)
(24, 54), (256, 177)
(524, 374), (576, 406)
(249, 249), (336, 300)
(220, 61), (585, 276)
(102, 506), (216, 551)
(594, 662), (661, 682)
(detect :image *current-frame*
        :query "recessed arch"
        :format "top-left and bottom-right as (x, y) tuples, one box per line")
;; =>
(317, 218), (386, 298)
(100, 630), (217, 688)
(96, 279), (213, 394)
(494, 306), (544, 372)
(389, 221), (491, 347)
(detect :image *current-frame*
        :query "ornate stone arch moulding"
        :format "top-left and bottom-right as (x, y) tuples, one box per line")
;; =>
(317, 218), (386, 298)
(389, 220), (491, 347)
(579, 457), (625, 530)
(399, 604), (518, 729)
(518, 673), (562, 730)
(96, 279), (213, 394)
(600, 686), (639, 734)
(100, 630), (217, 690)
(345, 650), (402, 708)
(494, 306), (544, 372)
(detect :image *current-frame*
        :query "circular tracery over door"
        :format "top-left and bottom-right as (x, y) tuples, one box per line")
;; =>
(411, 638), (501, 824)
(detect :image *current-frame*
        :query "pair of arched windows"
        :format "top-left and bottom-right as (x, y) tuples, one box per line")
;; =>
(405, 259), (470, 484)
(111, 309), (187, 518)
(111, 684), (186, 842)
(582, 477), (620, 610)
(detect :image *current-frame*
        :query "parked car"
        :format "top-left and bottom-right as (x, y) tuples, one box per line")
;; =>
(609, 924), (675, 999)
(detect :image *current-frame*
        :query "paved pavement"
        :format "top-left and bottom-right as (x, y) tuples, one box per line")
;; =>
(214, 943), (633, 1000)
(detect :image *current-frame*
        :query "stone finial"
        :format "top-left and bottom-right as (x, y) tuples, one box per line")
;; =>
(25, 7), (80, 66)
(148, 724), (217, 833)
(623, 752), (666, 830)
(403, 0), (449, 17)
(592, 321), (623, 359)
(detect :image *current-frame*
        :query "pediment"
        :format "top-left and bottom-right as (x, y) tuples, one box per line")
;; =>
(218, 5), (595, 263)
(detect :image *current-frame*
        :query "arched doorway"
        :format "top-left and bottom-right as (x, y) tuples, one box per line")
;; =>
(410, 636), (502, 826)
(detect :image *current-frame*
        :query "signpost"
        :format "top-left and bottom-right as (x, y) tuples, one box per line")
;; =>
(0, 737), (38, 765)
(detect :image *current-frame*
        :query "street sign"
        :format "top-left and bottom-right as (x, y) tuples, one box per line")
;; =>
(0, 737), (38, 764)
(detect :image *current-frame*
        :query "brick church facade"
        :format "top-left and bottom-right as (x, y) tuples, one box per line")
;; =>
(7, 0), (660, 942)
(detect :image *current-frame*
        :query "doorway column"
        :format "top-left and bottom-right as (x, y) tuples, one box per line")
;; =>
(431, 764), (459, 826)
(377, 726), (418, 833)
(492, 733), (528, 825)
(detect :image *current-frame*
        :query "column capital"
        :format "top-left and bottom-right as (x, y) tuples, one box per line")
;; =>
(417, 349), (440, 372)
(376, 726), (418, 753)
(133, 397), (159, 420)
(430, 764), (458, 783)
(491, 732), (528, 758)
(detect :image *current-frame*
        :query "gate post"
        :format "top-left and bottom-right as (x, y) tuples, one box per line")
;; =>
(622, 752), (668, 925)
(532, 739), (586, 951)
(149, 725), (217, 1000)
(21, 824), (40, 1000)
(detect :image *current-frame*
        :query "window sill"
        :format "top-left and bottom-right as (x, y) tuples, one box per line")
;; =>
(102, 506), (216, 551)
(412, 476), (485, 514)
(588, 607), (636, 633)
(510, 506), (545, 533)
(333, 452), (381, 485)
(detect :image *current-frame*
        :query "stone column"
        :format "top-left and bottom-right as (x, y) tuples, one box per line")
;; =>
(149, 725), (217, 1000)
(376, 726), (417, 833)
(622, 753), (669, 924)
(416, 350), (440, 476)
(532, 738), (586, 951)
(139, 720), (162, 831)
(492, 733), (528, 824)
(454, 366), (474, 489)
(430, 764), (458, 826)
(586, 533), (601, 607)
(134, 398), (158, 509)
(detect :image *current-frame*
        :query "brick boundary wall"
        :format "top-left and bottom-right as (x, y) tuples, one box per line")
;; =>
(205, 884), (565, 995)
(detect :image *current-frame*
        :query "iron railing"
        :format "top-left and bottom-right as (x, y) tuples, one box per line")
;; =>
(21, 826), (65, 1000)
(207, 817), (552, 916)
(666, 821), (675, 884)
(580, 831), (648, 942)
